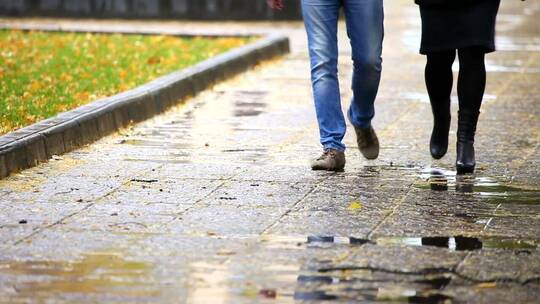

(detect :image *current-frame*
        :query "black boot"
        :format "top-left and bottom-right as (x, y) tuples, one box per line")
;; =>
(456, 110), (479, 174)
(429, 99), (451, 159)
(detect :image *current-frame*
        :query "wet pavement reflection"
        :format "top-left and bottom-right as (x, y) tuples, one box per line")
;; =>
(0, 252), (158, 301)
(418, 168), (540, 205)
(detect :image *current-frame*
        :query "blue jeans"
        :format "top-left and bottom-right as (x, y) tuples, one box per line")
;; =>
(302, 0), (384, 151)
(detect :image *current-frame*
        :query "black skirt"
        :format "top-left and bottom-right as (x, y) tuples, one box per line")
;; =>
(419, 0), (501, 54)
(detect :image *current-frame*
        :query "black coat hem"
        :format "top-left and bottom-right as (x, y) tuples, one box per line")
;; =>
(420, 39), (496, 55)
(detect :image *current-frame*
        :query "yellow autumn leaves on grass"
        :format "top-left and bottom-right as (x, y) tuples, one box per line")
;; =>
(0, 29), (252, 135)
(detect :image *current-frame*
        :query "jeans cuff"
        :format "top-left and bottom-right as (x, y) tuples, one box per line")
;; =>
(352, 121), (372, 129)
(323, 144), (346, 152)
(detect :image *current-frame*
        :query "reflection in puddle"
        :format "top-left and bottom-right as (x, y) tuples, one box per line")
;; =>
(295, 277), (453, 303)
(376, 236), (481, 251)
(232, 90), (268, 117)
(261, 234), (538, 251)
(417, 168), (540, 205)
(254, 234), (538, 295)
(307, 235), (371, 246)
(291, 229), (533, 303)
(187, 261), (230, 304)
(375, 236), (537, 250)
(294, 290), (339, 301)
(0, 252), (157, 300)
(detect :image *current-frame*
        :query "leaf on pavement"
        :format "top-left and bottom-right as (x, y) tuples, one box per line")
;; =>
(348, 201), (363, 210)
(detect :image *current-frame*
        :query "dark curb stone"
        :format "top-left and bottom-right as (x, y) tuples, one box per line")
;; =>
(0, 153), (7, 178)
(0, 32), (290, 179)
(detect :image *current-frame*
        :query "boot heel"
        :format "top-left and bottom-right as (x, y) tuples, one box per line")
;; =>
(429, 100), (451, 160)
(455, 111), (479, 174)
(456, 141), (476, 174)
(430, 117), (450, 159)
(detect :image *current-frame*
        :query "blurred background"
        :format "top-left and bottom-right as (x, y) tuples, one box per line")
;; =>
(0, 0), (302, 20)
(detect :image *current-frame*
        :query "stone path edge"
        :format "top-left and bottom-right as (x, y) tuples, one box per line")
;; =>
(0, 28), (290, 179)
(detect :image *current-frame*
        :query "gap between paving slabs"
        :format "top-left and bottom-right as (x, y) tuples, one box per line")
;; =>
(0, 26), (290, 179)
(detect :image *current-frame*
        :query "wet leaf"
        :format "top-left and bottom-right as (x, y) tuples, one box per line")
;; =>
(259, 289), (277, 298)
(216, 249), (236, 256)
(348, 201), (363, 210)
(476, 282), (497, 289)
(241, 288), (259, 298)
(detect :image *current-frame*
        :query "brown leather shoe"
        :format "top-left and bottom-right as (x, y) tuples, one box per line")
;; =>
(311, 149), (346, 171)
(354, 125), (380, 160)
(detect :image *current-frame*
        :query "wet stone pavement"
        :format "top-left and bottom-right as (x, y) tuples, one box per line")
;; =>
(1, 1), (540, 303)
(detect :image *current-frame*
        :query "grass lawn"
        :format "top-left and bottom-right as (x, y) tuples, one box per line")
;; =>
(0, 29), (252, 135)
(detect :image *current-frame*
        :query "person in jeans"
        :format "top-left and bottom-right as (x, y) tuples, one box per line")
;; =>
(268, 0), (384, 171)
(415, 0), (501, 173)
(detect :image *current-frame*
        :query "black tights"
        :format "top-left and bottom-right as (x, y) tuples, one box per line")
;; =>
(425, 47), (486, 115)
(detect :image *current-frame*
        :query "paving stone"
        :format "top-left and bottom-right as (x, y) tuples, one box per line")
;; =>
(32, 176), (124, 204)
(102, 178), (224, 205)
(233, 164), (328, 183)
(203, 180), (312, 208)
(323, 243), (466, 274)
(457, 249), (540, 283)
(57, 212), (175, 234)
(445, 284), (540, 304)
(0, 201), (86, 228)
(170, 205), (286, 236)
(483, 216), (540, 239)
(372, 188), (497, 237)
(267, 210), (384, 238)
(145, 162), (245, 180)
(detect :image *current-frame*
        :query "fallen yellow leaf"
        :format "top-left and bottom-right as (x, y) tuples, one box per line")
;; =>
(348, 201), (363, 210)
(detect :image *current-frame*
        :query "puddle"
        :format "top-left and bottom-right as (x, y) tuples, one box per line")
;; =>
(294, 290), (339, 301)
(307, 236), (371, 246)
(233, 100), (267, 117)
(259, 235), (373, 251)
(416, 168), (540, 205)
(374, 236), (538, 251)
(295, 285), (452, 303)
(0, 252), (157, 299)
(187, 261), (231, 304)
(119, 139), (193, 149)
(188, 260), (296, 302)
(260, 234), (537, 251)
(232, 90), (268, 117)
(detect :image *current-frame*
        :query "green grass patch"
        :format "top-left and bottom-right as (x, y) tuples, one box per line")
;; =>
(0, 29), (252, 135)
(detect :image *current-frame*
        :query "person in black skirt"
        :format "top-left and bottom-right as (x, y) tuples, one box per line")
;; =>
(415, 0), (501, 174)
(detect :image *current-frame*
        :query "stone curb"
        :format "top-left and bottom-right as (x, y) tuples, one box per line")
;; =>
(0, 31), (290, 179)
